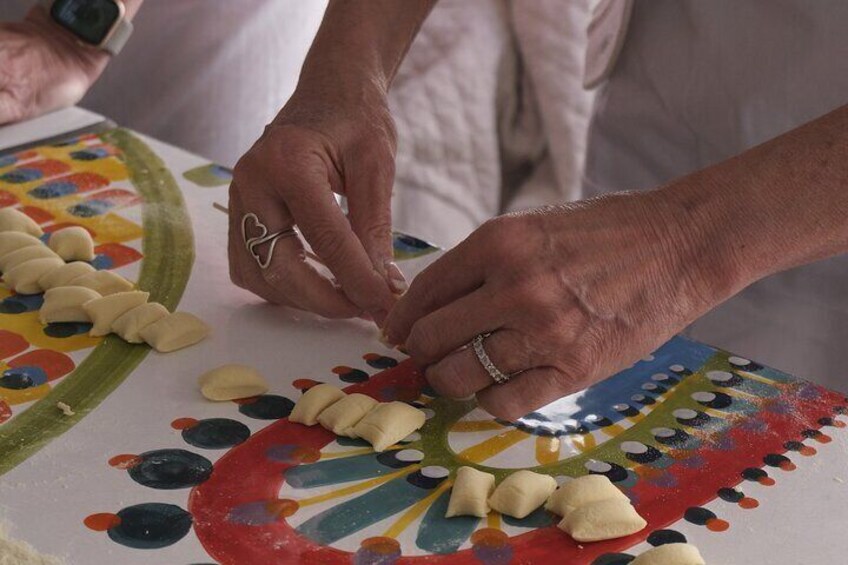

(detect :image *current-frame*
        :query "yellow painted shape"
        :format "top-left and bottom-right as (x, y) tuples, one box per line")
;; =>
(487, 512), (501, 529)
(320, 447), (382, 460)
(382, 479), (453, 538)
(452, 420), (505, 433)
(570, 432), (597, 453)
(0, 312), (100, 353)
(457, 428), (528, 464)
(535, 436), (561, 465)
(297, 465), (421, 507)
(0, 383), (50, 405)
(602, 424), (627, 437)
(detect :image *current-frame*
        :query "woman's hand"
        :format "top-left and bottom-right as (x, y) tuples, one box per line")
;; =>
(0, 9), (109, 124)
(228, 82), (405, 321)
(383, 188), (749, 420)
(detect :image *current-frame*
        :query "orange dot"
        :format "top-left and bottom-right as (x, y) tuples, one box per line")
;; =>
(294, 446), (320, 463)
(362, 353), (380, 361)
(471, 528), (509, 547)
(833, 420), (846, 428)
(232, 397), (258, 406)
(815, 434), (832, 444)
(799, 446), (817, 456)
(171, 417), (198, 430)
(739, 497), (759, 509)
(332, 366), (353, 375)
(779, 461), (797, 471)
(361, 536), (401, 555)
(293, 379), (319, 390)
(706, 518), (730, 532)
(108, 454), (141, 469)
(84, 513), (121, 531)
(265, 499), (299, 518)
(758, 477), (776, 486)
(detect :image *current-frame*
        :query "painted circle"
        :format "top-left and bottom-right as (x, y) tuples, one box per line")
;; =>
(707, 370), (733, 382)
(395, 449), (424, 463)
(691, 392), (716, 403)
(585, 460), (612, 473)
(673, 409), (699, 420)
(421, 465), (449, 479)
(620, 441), (648, 455)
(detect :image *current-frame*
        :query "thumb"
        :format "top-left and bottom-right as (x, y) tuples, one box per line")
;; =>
(0, 91), (25, 125)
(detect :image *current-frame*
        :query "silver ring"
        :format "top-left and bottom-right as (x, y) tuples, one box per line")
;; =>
(472, 334), (510, 385)
(242, 213), (298, 270)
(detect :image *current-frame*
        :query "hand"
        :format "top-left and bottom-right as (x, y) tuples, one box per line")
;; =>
(384, 190), (746, 420)
(228, 82), (405, 320)
(0, 9), (109, 125)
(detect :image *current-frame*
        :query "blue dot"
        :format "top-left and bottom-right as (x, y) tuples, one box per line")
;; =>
(0, 366), (48, 389)
(107, 503), (192, 549)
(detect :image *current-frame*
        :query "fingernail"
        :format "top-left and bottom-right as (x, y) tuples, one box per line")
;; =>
(384, 260), (408, 295)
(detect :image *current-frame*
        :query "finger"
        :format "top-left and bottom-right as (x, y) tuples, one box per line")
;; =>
(476, 367), (579, 421)
(404, 286), (506, 366)
(0, 91), (24, 125)
(424, 329), (536, 399)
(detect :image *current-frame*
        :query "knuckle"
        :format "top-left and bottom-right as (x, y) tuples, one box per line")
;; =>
(407, 321), (442, 362)
(426, 363), (473, 399)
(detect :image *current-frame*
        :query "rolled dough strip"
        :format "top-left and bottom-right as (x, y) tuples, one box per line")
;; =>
(558, 498), (647, 542)
(289, 383), (346, 426)
(199, 364), (269, 401)
(446, 466), (496, 518)
(546, 474), (629, 517)
(70, 270), (134, 295)
(139, 311), (210, 352)
(0, 207), (42, 236)
(83, 290), (149, 336)
(38, 261), (95, 290)
(0, 231), (42, 257)
(317, 393), (378, 436)
(4, 257), (64, 294)
(630, 543), (705, 565)
(352, 401), (427, 452)
(40, 286), (102, 324)
(0, 245), (58, 272)
(48, 226), (95, 261)
(488, 470), (557, 519)
(112, 302), (170, 343)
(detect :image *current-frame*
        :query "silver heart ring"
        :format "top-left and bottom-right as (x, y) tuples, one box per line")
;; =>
(242, 213), (299, 270)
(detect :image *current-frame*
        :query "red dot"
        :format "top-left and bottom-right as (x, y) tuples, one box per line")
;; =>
(361, 537), (400, 555)
(739, 497), (759, 509)
(84, 513), (121, 531)
(108, 454), (141, 469)
(471, 528), (509, 547)
(362, 353), (380, 361)
(171, 417), (198, 430)
(833, 420), (846, 428)
(779, 461), (796, 471)
(706, 518), (730, 532)
(799, 446), (817, 456)
(815, 434), (832, 444)
(332, 366), (353, 375)
(758, 477), (776, 486)
(232, 397), (258, 406)
(293, 379), (319, 390)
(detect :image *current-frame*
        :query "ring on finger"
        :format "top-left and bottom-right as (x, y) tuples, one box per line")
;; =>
(472, 333), (511, 385)
(241, 212), (299, 269)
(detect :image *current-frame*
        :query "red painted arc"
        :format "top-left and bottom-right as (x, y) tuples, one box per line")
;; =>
(190, 360), (844, 565)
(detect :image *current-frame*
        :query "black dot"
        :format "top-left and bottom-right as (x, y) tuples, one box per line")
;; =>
(590, 462), (629, 483)
(108, 503), (192, 549)
(833, 406), (847, 415)
(784, 441), (803, 452)
(801, 429), (822, 439)
(376, 451), (420, 469)
(742, 467), (769, 482)
(696, 392), (733, 409)
(676, 410), (711, 427)
(44, 322), (92, 338)
(684, 506), (716, 526)
(238, 395), (294, 420)
(763, 454), (791, 468)
(717, 488), (744, 503)
(625, 446), (663, 464)
(127, 449), (212, 490)
(818, 417), (836, 427)
(182, 418), (250, 449)
(338, 368), (369, 383)
(365, 355), (398, 369)
(591, 554), (635, 565)
(647, 529), (687, 546)
(654, 428), (689, 446)
(406, 470), (447, 489)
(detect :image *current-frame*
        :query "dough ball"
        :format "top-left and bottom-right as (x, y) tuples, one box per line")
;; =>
(488, 470), (557, 519)
(138, 311), (210, 352)
(40, 286), (103, 324)
(0, 231), (43, 257)
(446, 466), (496, 518)
(83, 290), (149, 336)
(0, 207), (43, 236)
(38, 261), (96, 290)
(353, 401), (427, 452)
(546, 474), (629, 517)
(558, 498), (647, 542)
(198, 364), (269, 401)
(48, 226), (95, 261)
(111, 302), (170, 343)
(4, 257), (64, 294)
(289, 383), (346, 426)
(317, 393), (378, 436)
(70, 270), (133, 296)
(0, 245), (59, 273)
(630, 543), (705, 565)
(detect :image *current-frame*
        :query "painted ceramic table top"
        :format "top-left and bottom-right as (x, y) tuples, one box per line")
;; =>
(0, 127), (846, 565)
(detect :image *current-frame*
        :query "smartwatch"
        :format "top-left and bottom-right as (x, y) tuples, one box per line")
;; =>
(39, 0), (133, 56)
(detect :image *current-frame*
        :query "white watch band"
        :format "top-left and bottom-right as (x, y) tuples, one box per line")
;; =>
(39, 0), (133, 56)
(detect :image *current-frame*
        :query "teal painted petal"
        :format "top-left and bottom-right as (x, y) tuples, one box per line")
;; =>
(502, 506), (554, 529)
(285, 450), (418, 489)
(416, 489), (478, 554)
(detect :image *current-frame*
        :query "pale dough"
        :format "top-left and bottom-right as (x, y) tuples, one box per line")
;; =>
(317, 393), (378, 436)
(198, 364), (269, 401)
(138, 311), (210, 352)
(70, 270), (134, 295)
(111, 302), (170, 343)
(0, 207), (43, 236)
(352, 401), (427, 452)
(558, 498), (647, 542)
(446, 466), (496, 518)
(48, 226), (95, 261)
(630, 543), (705, 565)
(289, 383), (346, 426)
(38, 261), (95, 290)
(0, 231), (42, 257)
(0, 245), (59, 272)
(40, 286), (103, 324)
(83, 290), (149, 336)
(546, 474), (629, 517)
(488, 470), (557, 519)
(56, 402), (75, 417)
(4, 258), (64, 294)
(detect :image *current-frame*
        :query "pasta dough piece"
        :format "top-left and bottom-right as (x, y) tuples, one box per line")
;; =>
(70, 270), (133, 295)
(138, 311), (210, 352)
(198, 364), (269, 401)
(488, 470), (557, 519)
(546, 474), (629, 517)
(111, 302), (170, 343)
(0, 245), (58, 272)
(0, 207), (42, 236)
(4, 258), (64, 294)
(558, 498), (647, 542)
(40, 286), (102, 324)
(317, 393), (378, 436)
(446, 466), (496, 518)
(48, 226), (95, 261)
(630, 543), (705, 565)
(38, 261), (95, 290)
(0, 231), (42, 257)
(289, 383), (346, 426)
(83, 290), (149, 336)
(353, 401), (427, 452)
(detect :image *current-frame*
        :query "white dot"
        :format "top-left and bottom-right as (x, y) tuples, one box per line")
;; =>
(692, 392), (716, 403)
(421, 465), (449, 479)
(642, 355), (655, 362)
(421, 409), (435, 420)
(651, 373), (669, 381)
(399, 432), (421, 443)
(642, 383), (658, 391)
(613, 403), (630, 412)
(651, 427), (676, 438)
(707, 370), (733, 383)
(669, 364), (685, 372)
(620, 441), (648, 455)
(631, 394), (646, 402)
(673, 408), (699, 420)
(584, 414), (600, 423)
(585, 460), (612, 473)
(395, 449), (424, 462)
(729, 356), (750, 367)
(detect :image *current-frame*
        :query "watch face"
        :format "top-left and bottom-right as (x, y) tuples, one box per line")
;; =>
(51, 0), (121, 46)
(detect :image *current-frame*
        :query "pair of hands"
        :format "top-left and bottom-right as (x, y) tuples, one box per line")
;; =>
(229, 86), (738, 421)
